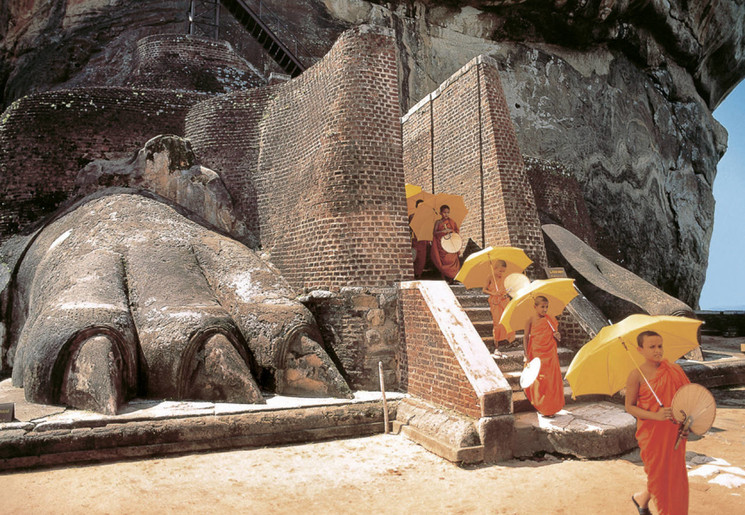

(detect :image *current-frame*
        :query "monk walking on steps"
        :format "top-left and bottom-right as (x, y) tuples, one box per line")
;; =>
(625, 330), (690, 515)
(430, 205), (460, 283)
(523, 295), (565, 416)
(482, 259), (515, 357)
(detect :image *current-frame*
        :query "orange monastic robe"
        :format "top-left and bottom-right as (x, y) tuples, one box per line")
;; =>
(525, 315), (564, 416)
(431, 218), (460, 280)
(635, 360), (690, 515)
(486, 276), (514, 343)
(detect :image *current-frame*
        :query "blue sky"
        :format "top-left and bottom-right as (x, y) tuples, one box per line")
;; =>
(698, 82), (745, 310)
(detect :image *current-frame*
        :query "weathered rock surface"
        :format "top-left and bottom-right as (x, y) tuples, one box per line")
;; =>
(5, 192), (352, 413)
(75, 134), (254, 246)
(2, 0), (744, 307)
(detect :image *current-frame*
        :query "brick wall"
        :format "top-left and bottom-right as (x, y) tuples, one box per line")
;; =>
(402, 56), (547, 277)
(525, 157), (596, 248)
(187, 25), (413, 292)
(401, 287), (483, 418)
(400, 281), (512, 419)
(128, 34), (265, 93)
(0, 87), (206, 241)
(557, 313), (592, 352)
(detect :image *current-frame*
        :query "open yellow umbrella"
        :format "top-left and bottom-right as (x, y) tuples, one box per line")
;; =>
(407, 191), (434, 215)
(565, 314), (702, 399)
(409, 193), (468, 241)
(499, 278), (578, 334)
(405, 183), (422, 198)
(454, 246), (532, 289)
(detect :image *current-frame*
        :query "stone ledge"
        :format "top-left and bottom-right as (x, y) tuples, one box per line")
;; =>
(397, 423), (484, 464)
(0, 388), (403, 471)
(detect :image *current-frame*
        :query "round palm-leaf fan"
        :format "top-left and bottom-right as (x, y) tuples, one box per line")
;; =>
(504, 273), (530, 296)
(671, 383), (717, 436)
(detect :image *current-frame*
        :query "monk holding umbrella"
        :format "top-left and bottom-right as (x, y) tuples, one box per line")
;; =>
(455, 246), (532, 355)
(409, 193), (467, 283)
(500, 278), (578, 416)
(565, 314), (704, 515)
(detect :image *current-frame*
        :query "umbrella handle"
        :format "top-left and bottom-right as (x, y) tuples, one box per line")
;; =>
(489, 258), (498, 290)
(621, 340), (664, 407)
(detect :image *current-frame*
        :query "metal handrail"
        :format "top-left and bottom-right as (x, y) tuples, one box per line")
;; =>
(188, 0), (310, 71)
(250, 0), (312, 63)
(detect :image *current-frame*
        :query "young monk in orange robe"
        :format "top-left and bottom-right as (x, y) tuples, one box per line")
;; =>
(409, 200), (429, 279)
(482, 259), (515, 356)
(625, 330), (690, 515)
(523, 295), (564, 416)
(430, 205), (460, 282)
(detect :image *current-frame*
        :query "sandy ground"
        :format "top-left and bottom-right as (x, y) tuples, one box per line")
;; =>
(2, 388), (743, 515)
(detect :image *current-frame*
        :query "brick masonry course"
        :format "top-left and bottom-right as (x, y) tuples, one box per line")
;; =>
(186, 26), (413, 293)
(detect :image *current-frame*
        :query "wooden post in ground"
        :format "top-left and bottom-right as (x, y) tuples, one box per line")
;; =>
(379, 361), (389, 433)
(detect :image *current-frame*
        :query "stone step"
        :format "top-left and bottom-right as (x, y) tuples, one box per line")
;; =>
(493, 348), (574, 373)
(511, 386), (611, 413)
(513, 401), (637, 458)
(462, 305), (493, 322)
(453, 292), (489, 308)
(504, 365), (572, 392)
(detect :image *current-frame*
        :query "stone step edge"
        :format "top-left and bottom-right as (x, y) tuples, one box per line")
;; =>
(512, 386), (612, 413)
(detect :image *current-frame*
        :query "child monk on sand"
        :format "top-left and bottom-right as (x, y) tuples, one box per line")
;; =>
(625, 331), (690, 515)
(482, 259), (515, 357)
(430, 205), (460, 283)
(523, 295), (564, 416)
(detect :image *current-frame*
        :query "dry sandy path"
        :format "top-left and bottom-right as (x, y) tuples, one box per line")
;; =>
(2, 398), (743, 514)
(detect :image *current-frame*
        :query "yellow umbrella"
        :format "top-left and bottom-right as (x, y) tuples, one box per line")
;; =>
(499, 278), (578, 334)
(454, 246), (532, 289)
(565, 314), (702, 399)
(405, 183), (422, 198)
(409, 193), (468, 241)
(407, 191), (434, 215)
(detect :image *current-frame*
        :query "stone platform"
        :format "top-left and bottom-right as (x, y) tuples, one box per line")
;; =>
(2, 336), (742, 470)
(514, 401), (636, 458)
(0, 380), (403, 471)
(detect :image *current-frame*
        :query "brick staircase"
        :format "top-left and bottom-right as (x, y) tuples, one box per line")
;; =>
(451, 284), (590, 413)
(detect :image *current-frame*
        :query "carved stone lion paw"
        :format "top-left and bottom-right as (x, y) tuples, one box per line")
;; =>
(8, 192), (351, 414)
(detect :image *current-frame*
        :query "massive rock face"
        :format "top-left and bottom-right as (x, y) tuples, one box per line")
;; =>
(2, 0), (744, 307)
